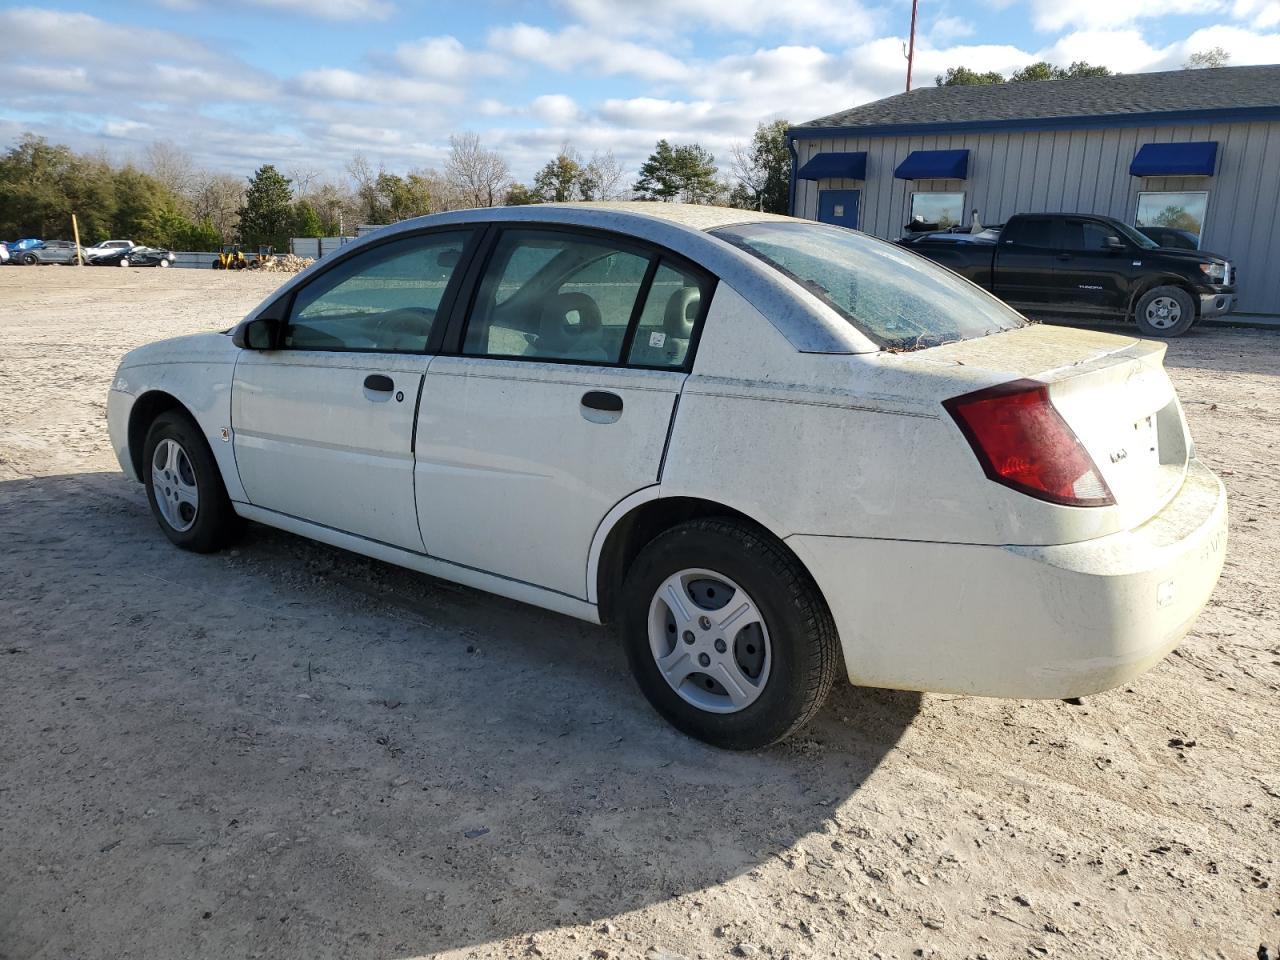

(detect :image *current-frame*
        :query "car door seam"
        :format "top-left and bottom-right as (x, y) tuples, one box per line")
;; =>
(657, 392), (680, 483)
(409, 373), (426, 455)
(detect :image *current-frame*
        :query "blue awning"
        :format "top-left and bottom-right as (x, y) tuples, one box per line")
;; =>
(797, 151), (867, 181)
(894, 149), (969, 180)
(1129, 141), (1218, 177)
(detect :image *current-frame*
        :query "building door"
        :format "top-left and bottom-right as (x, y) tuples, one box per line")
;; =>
(817, 190), (860, 229)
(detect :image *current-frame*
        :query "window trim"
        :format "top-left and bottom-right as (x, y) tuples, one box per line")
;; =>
(907, 190), (966, 232)
(1134, 189), (1209, 250)
(258, 225), (483, 355)
(444, 222), (717, 373)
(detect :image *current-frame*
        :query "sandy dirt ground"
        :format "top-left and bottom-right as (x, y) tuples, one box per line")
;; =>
(0, 267), (1276, 960)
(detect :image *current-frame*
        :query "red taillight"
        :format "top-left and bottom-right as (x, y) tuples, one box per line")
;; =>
(943, 379), (1115, 507)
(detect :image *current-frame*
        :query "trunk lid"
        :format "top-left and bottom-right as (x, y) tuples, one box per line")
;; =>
(905, 325), (1190, 531)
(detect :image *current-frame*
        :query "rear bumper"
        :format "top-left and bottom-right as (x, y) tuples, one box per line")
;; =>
(1199, 292), (1236, 318)
(788, 459), (1227, 699)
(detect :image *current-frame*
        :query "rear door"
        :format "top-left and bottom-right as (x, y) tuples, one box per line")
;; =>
(415, 227), (714, 598)
(994, 216), (1060, 311)
(231, 228), (474, 552)
(1052, 218), (1131, 317)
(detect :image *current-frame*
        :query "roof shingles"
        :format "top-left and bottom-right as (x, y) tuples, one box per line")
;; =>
(796, 65), (1280, 130)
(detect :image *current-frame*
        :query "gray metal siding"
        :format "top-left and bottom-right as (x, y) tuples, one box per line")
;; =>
(793, 120), (1280, 317)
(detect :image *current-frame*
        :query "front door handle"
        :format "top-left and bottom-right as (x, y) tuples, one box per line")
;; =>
(1056, 252), (1074, 261)
(364, 374), (394, 392)
(581, 390), (622, 412)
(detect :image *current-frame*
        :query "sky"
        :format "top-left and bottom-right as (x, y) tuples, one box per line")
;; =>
(2, 0), (1279, 184)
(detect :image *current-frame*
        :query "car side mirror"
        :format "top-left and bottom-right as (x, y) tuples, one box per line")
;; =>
(1106, 235), (1125, 251)
(233, 317), (279, 350)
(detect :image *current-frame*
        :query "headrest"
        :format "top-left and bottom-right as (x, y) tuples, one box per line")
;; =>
(663, 287), (699, 337)
(541, 291), (602, 338)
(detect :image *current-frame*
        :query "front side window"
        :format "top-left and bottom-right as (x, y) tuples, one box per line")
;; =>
(285, 230), (471, 352)
(1136, 191), (1208, 248)
(908, 192), (965, 231)
(714, 221), (1026, 351)
(1061, 219), (1118, 252)
(464, 230), (652, 364)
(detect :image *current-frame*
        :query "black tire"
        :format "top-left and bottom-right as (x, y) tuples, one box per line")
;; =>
(619, 518), (839, 750)
(1134, 285), (1196, 337)
(21, 253), (36, 265)
(142, 410), (241, 553)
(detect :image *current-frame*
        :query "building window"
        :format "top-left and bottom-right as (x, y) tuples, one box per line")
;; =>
(907, 192), (965, 232)
(1135, 191), (1209, 249)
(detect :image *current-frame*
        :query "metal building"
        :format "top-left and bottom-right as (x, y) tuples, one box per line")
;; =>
(788, 65), (1280, 324)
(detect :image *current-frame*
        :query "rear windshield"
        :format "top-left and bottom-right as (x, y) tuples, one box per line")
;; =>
(712, 221), (1026, 351)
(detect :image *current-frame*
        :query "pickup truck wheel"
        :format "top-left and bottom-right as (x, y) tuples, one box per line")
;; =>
(619, 518), (839, 750)
(1135, 286), (1195, 337)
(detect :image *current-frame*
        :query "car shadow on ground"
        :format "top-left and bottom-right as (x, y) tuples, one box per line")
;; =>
(0, 471), (921, 960)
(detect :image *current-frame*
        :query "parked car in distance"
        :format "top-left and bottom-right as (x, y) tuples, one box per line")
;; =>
(84, 239), (135, 259)
(898, 212), (1235, 337)
(14, 240), (85, 265)
(1137, 225), (1201, 250)
(89, 245), (174, 268)
(107, 203), (1228, 749)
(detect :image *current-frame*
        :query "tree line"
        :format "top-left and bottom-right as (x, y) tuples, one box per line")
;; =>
(0, 120), (792, 252)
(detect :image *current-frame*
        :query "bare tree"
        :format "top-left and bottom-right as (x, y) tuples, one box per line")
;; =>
(1185, 47), (1230, 69)
(288, 166), (321, 197)
(145, 140), (196, 201)
(583, 149), (627, 200)
(189, 171), (245, 243)
(729, 141), (766, 211)
(446, 132), (509, 208)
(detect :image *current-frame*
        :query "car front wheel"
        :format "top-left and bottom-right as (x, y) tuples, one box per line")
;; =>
(619, 518), (839, 749)
(142, 411), (241, 552)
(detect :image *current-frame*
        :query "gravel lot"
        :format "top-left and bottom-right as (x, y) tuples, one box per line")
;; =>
(1, 267), (1276, 960)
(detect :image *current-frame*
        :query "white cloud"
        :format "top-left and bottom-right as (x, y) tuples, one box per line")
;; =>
(931, 16), (976, 43)
(1232, 0), (1280, 28)
(159, 0), (396, 19)
(291, 68), (463, 104)
(488, 24), (691, 82)
(393, 35), (507, 78)
(1026, 0), (1224, 32)
(530, 94), (582, 124)
(556, 0), (881, 40)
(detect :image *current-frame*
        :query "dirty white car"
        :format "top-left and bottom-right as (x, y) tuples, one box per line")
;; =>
(106, 203), (1228, 749)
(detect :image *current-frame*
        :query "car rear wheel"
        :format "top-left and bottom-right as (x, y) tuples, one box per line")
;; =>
(619, 518), (839, 749)
(158, 258), (170, 267)
(118, 258), (130, 267)
(21, 253), (36, 265)
(1135, 286), (1195, 337)
(142, 411), (241, 553)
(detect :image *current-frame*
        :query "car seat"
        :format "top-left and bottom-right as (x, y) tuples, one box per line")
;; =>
(633, 286), (698, 366)
(535, 291), (609, 361)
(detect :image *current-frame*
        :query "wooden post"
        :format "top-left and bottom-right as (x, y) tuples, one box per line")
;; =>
(71, 213), (83, 266)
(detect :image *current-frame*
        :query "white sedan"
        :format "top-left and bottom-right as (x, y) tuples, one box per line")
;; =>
(106, 203), (1228, 749)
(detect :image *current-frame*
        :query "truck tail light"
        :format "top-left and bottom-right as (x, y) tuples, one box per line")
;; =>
(943, 379), (1115, 507)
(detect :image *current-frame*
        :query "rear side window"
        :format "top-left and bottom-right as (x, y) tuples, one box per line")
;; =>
(461, 229), (713, 368)
(286, 231), (470, 352)
(1002, 217), (1055, 247)
(713, 221), (1025, 351)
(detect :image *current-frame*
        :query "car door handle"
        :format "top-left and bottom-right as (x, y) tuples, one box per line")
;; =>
(581, 390), (622, 412)
(1056, 252), (1074, 261)
(364, 374), (394, 392)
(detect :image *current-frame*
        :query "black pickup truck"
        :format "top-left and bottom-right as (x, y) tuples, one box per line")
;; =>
(897, 213), (1236, 337)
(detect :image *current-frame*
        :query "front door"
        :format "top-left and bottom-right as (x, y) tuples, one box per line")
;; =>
(1050, 217), (1132, 317)
(818, 189), (860, 229)
(415, 228), (713, 599)
(231, 229), (473, 552)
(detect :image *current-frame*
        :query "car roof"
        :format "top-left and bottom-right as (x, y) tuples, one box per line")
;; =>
(246, 202), (879, 355)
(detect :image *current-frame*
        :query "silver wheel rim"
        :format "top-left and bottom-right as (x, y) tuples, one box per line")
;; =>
(151, 438), (199, 532)
(1145, 295), (1182, 329)
(647, 568), (772, 714)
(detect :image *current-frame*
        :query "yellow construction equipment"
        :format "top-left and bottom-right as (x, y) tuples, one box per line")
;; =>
(249, 245), (277, 270)
(212, 244), (247, 270)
